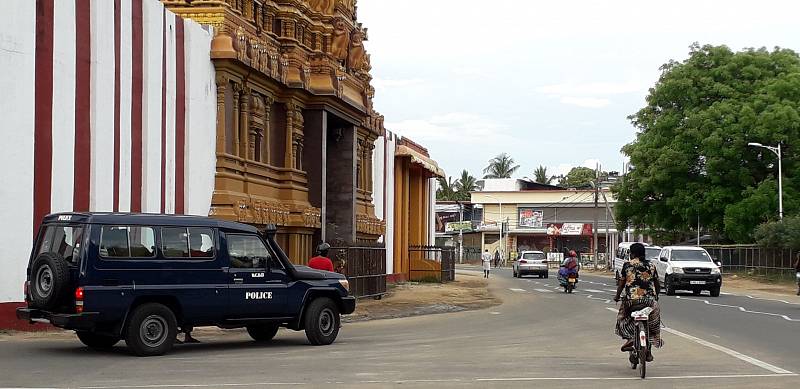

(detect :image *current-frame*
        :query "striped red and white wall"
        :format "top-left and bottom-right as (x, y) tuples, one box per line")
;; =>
(0, 0), (216, 314)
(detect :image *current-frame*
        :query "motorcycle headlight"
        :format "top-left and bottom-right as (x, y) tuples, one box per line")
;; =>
(672, 267), (683, 274)
(711, 268), (721, 275)
(338, 279), (350, 292)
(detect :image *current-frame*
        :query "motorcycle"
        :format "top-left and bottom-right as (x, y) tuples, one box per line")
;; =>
(627, 306), (653, 379)
(557, 267), (579, 293)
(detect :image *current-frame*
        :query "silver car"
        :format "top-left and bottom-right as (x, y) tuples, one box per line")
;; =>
(513, 251), (549, 278)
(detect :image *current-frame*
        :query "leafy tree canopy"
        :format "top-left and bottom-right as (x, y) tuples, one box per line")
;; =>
(437, 170), (479, 201)
(562, 167), (601, 188)
(614, 44), (800, 242)
(483, 153), (520, 179)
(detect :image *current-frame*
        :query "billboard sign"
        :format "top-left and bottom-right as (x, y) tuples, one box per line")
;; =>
(445, 221), (473, 232)
(518, 208), (543, 228)
(546, 223), (593, 236)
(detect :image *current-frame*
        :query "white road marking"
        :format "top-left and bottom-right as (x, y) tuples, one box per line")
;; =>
(584, 289), (605, 293)
(605, 288), (618, 293)
(603, 306), (794, 375)
(509, 288), (527, 293)
(675, 296), (800, 322)
(662, 327), (794, 374)
(534, 288), (553, 293)
(475, 373), (797, 382)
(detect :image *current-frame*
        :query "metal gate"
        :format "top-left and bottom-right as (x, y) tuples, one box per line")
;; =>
(409, 245), (456, 282)
(330, 244), (387, 298)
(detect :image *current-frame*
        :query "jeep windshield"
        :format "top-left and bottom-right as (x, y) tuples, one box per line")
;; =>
(670, 249), (712, 262)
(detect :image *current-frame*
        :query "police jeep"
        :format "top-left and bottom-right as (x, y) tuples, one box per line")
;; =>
(16, 213), (355, 356)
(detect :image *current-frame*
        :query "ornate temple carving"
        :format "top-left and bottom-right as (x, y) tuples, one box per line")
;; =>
(331, 18), (350, 61)
(347, 27), (366, 72)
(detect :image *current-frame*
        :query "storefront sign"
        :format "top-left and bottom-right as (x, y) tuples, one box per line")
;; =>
(518, 208), (544, 228)
(546, 223), (593, 236)
(445, 221), (472, 232)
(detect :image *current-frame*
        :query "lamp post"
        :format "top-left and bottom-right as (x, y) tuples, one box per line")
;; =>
(748, 142), (783, 220)
(484, 194), (504, 263)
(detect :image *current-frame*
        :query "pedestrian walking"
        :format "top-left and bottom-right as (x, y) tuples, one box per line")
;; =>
(494, 250), (501, 268)
(482, 249), (492, 278)
(794, 253), (800, 296)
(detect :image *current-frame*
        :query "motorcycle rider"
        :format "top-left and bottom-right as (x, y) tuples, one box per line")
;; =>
(613, 242), (663, 361)
(558, 250), (580, 285)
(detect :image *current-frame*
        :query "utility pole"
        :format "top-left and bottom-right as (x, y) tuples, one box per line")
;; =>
(458, 201), (464, 263)
(697, 212), (700, 247)
(593, 164), (599, 270)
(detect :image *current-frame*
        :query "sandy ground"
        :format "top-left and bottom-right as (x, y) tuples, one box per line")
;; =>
(343, 271), (500, 322)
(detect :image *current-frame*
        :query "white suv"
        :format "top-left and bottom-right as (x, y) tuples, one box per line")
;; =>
(614, 243), (661, 280)
(655, 246), (722, 297)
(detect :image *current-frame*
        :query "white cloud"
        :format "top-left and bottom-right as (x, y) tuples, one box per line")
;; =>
(386, 112), (512, 145)
(452, 67), (482, 76)
(537, 80), (648, 96)
(371, 77), (425, 89)
(559, 96), (611, 108)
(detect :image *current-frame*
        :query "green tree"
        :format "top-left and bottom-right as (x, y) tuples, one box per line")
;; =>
(561, 167), (600, 188)
(614, 44), (800, 242)
(483, 153), (520, 179)
(455, 170), (479, 200)
(436, 176), (458, 201)
(533, 165), (553, 184)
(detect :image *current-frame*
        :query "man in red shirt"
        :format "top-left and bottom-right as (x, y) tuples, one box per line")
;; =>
(308, 243), (334, 272)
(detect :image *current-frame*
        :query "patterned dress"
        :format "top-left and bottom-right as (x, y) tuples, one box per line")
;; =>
(615, 257), (663, 347)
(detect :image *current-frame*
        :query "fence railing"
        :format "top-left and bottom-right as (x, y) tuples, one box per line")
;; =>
(330, 244), (387, 299)
(703, 244), (797, 277)
(409, 245), (456, 282)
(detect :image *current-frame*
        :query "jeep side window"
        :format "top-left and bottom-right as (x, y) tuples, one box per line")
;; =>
(162, 227), (215, 259)
(100, 226), (156, 258)
(227, 234), (271, 269)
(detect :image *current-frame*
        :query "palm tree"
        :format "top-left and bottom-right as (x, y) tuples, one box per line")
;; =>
(436, 176), (458, 201)
(455, 170), (479, 200)
(533, 165), (553, 184)
(483, 153), (520, 179)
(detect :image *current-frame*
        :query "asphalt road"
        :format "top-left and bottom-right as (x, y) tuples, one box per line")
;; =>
(1, 267), (799, 388)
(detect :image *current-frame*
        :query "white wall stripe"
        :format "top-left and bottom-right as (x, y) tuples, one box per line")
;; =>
(183, 21), (215, 216)
(0, 0), (36, 303)
(163, 12), (177, 214)
(118, 0), (133, 212)
(90, 0), (116, 212)
(50, 1), (76, 213)
(141, 0), (163, 213)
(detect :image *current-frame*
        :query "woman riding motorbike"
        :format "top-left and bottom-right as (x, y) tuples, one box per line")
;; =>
(558, 250), (580, 286)
(613, 242), (663, 361)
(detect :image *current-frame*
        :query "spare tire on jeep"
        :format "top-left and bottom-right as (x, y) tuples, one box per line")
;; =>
(29, 252), (71, 310)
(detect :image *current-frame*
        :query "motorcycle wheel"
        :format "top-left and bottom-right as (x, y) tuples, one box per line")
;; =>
(639, 350), (647, 378)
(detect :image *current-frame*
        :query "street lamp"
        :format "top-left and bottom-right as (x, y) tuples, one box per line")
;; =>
(483, 194), (504, 263)
(748, 142), (783, 220)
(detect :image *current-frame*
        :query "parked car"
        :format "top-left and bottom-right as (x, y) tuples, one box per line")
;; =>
(654, 246), (722, 297)
(513, 250), (549, 278)
(17, 213), (355, 356)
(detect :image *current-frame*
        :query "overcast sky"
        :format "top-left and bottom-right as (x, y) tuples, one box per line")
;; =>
(358, 0), (800, 180)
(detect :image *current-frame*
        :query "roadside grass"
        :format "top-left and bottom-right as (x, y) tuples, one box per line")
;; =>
(726, 269), (797, 285)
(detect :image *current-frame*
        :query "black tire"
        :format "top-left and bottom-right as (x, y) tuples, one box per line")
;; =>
(304, 297), (340, 346)
(76, 331), (119, 350)
(124, 303), (177, 357)
(665, 276), (676, 296)
(566, 283), (573, 294)
(29, 252), (71, 310)
(544, 273), (549, 279)
(639, 347), (647, 379)
(246, 324), (279, 342)
(710, 286), (720, 297)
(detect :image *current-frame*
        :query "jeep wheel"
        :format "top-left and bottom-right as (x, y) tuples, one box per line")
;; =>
(76, 331), (119, 350)
(665, 276), (676, 296)
(29, 252), (70, 310)
(124, 303), (177, 356)
(247, 324), (279, 342)
(304, 298), (340, 346)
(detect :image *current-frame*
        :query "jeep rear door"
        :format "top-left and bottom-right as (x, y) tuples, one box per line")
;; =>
(223, 233), (289, 319)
